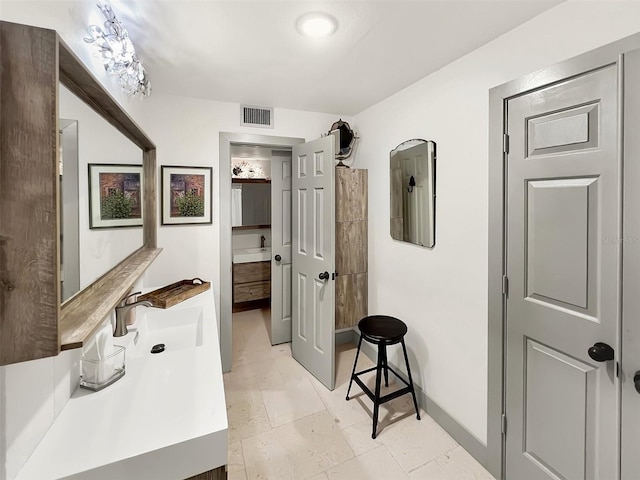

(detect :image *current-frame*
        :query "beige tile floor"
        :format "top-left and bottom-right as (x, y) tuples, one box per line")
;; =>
(224, 308), (496, 480)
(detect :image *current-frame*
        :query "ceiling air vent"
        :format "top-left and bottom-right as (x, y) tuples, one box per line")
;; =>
(240, 105), (274, 128)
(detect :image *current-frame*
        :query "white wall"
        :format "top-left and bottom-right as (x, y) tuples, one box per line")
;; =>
(135, 93), (349, 324)
(353, 1), (640, 444)
(2, 350), (81, 480)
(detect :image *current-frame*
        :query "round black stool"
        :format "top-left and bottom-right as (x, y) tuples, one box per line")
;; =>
(346, 315), (421, 439)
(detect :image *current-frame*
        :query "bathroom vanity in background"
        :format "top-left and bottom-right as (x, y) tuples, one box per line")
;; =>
(233, 260), (271, 306)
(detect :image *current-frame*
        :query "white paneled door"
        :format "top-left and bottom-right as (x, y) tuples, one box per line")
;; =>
(621, 49), (640, 480)
(292, 136), (336, 390)
(397, 142), (435, 246)
(271, 150), (293, 345)
(505, 65), (620, 479)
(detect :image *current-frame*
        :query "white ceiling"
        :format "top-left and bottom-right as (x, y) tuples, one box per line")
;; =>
(112, 0), (562, 115)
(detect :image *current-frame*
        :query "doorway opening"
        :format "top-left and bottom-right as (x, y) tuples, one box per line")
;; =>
(220, 132), (364, 393)
(219, 132), (304, 374)
(230, 144), (292, 349)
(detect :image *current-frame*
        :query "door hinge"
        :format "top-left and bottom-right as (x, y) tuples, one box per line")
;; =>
(503, 134), (510, 154)
(501, 414), (507, 434)
(502, 275), (509, 298)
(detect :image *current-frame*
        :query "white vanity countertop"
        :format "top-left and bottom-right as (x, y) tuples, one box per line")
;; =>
(233, 246), (271, 263)
(17, 288), (227, 480)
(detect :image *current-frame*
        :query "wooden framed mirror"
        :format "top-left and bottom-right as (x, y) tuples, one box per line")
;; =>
(0, 21), (161, 365)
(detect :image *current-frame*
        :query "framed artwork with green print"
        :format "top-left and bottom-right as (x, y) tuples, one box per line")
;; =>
(89, 163), (143, 229)
(161, 165), (212, 225)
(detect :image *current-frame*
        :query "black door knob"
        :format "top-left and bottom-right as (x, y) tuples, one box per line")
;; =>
(587, 342), (615, 362)
(634, 372), (640, 395)
(318, 271), (329, 281)
(274, 254), (282, 262)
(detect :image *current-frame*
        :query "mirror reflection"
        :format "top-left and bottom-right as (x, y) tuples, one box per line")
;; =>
(59, 84), (144, 302)
(390, 139), (436, 248)
(59, 119), (80, 302)
(232, 180), (271, 227)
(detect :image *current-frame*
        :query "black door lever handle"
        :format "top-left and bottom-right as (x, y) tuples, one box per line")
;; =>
(587, 342), (614, 362)
(634, 372), (640, 395)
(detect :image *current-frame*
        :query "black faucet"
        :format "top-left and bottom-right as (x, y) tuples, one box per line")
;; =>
(260, 235), (266, 249)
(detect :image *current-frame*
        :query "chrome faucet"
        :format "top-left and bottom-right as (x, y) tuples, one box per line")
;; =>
(260, 235), (266, 250)
(114, 299), (153, 337)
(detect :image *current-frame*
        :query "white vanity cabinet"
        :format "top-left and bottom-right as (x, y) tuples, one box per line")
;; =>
(17, 289), (228, 480)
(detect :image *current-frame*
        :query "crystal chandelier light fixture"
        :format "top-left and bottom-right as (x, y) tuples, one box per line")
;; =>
(84, 3), (151, 97)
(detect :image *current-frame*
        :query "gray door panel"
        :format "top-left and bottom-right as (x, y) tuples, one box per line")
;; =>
(526, 178), (596, 311)
(292, 136), (336, 390)
(271, 150), (293, 345)
(621, 49), (640, 480)
(506, 65), (620, 480)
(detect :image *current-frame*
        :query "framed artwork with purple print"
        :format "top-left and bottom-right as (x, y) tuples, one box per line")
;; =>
(161, 166), (212, 225)
(88, 163), (143, 229)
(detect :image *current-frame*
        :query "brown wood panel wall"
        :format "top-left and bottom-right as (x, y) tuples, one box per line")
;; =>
(335, 168), (368, 329)
(336, 168), (368, 222)
(336, 273), (368, 330)
(336, 220), (367, 275)
(0, 22), (60, 365)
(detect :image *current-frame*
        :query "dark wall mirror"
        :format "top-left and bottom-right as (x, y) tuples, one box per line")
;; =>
(329, 119), (356, 166)
(390, 139), (436, 248)
(232, 179), (271, 227)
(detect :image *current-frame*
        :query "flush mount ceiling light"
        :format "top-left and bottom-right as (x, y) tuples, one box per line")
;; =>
(84, 3), (150, 97)
(297, 12), (337, 38)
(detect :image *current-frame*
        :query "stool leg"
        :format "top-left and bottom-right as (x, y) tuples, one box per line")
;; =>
(346, 335), (363, 401)
(401, 338), (421, 420)
(372, 344), (384, 439)
(382, 342), (389, 388)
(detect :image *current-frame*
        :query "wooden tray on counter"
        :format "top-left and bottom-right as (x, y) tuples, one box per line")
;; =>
(138, 278), (211, 309)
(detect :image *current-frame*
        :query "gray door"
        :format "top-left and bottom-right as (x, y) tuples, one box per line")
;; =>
(292, 135), (336, 390)
(505, 65), (620, 479)
(270, 149), (293, 345)
(621, 49), (640, 480)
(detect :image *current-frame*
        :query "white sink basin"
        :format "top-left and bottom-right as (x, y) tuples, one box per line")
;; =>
(132, 306), (204, 356)
(17, 288), (227, 480)
(233, 247), (271, 263)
